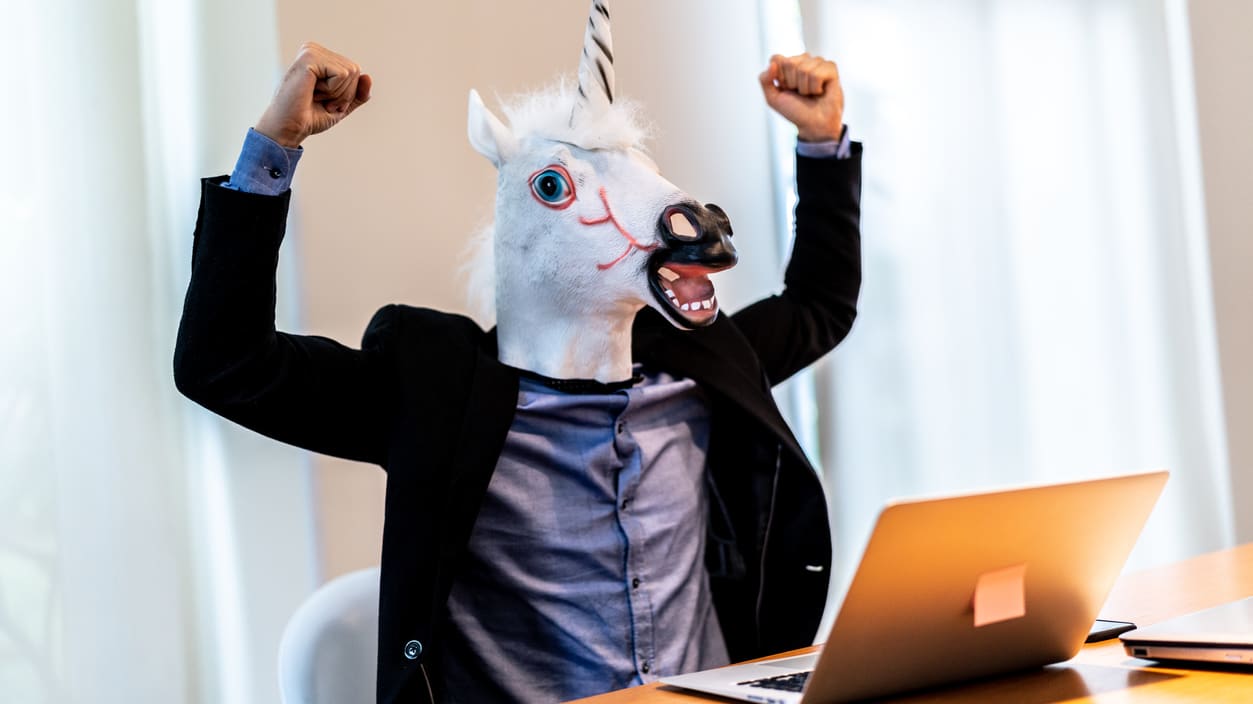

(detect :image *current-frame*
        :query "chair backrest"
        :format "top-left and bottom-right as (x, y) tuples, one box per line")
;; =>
(278, 566), (381, 704)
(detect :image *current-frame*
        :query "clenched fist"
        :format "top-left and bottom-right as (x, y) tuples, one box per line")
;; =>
(255, 42), (372, 148)
(759, 53), (845, 143)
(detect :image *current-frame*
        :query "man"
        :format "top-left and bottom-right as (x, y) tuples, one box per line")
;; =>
(175, 35), (860, 703)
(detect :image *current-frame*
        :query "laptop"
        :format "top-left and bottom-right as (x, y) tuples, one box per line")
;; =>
(1121, 597), (1253, 665)
(662, 470), (1169, 703)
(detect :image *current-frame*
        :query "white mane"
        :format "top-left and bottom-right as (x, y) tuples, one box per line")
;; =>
(462, 78), (654, 325)
(503, 78), (650, 150)
(462, 221), (497, 325)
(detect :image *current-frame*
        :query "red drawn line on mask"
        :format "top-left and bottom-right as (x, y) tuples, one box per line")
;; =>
(579, 187), (658, 270)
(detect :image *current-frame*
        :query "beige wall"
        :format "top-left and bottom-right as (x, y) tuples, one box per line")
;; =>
(272, 0), (782, 579)
(1188, 0), (1253, 542)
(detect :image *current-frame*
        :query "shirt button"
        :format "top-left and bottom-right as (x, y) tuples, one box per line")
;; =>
(641, 661), (651, 674)
(403, 639), (423, 660)
(616, 421), (625, 434)
(632, 577), (640, 589)
(621, 498), (631, 510)
(268, 167), (283, 179)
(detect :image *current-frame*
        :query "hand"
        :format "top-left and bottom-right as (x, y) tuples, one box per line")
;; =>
(255, 42), (372, 148)
(758, 53), (844, 143)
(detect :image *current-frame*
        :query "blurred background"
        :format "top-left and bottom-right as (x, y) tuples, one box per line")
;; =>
(1, 0), (1249, 702)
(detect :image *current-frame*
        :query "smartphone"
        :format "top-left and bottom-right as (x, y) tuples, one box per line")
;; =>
(1086, 618), (1136, 643)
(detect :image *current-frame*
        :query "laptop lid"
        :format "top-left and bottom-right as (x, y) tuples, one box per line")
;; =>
(662, 470), (1169, 703)
(1121, 597), (1253, 665)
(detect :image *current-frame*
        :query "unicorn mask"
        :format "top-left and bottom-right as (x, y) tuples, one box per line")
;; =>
(467, 0), (737, 383)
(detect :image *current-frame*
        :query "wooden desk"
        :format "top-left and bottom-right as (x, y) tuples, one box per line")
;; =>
(570, 543), (1253, 703)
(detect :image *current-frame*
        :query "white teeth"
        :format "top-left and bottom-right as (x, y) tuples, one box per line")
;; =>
(658, 267), (680, 282)
(669, 292), (717, 315)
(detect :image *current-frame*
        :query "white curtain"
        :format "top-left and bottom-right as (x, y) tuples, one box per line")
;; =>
(0, 2), (318, 702)
(774, 0), (1235, 603)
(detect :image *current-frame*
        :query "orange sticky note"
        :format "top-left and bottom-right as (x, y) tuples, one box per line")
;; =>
(973, 563), (1027, 627)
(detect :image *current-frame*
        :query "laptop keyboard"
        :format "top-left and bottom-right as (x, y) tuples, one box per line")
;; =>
(738, 671), (812, 692)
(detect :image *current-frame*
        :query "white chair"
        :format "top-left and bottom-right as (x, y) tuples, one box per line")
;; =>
(278, 566), (381, 704)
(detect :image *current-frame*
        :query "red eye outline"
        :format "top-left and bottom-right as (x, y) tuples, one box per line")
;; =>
(528, 165), (577, 210)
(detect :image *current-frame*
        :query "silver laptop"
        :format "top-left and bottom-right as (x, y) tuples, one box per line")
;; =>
(662, 470), (1169, 703)
(1121, 597), (1253, 665)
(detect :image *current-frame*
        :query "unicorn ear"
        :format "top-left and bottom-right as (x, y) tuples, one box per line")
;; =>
(467, 89), (516, 168)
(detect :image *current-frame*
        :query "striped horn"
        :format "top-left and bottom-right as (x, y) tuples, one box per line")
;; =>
(572, 0), (615, 124)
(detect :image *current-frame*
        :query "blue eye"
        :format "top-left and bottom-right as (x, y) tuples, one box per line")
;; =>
(530, 167), (575, 208)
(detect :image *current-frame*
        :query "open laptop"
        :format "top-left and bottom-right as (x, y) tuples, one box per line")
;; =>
(1121, 597), (1253, 665)
(662, 470), (1169, 703)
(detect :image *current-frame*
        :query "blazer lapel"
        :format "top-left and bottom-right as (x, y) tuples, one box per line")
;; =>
(443, 330), (520, 565)
(632, 310), (807, 464)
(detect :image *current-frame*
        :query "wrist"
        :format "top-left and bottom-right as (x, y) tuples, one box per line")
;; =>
(255, 113), (306, 149)
(797, 123), (843, 143)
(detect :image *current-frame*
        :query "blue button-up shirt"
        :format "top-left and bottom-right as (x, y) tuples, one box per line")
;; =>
(440, 370), (728, 702)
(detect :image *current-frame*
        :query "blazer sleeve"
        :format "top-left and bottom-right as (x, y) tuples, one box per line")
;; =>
(730, 146), (863, 385)
(173, 177), (393, 466)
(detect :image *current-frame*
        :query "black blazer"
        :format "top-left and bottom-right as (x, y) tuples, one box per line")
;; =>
(174, 149), (862, 703)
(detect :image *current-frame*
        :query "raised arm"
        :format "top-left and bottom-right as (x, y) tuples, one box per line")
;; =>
(732, 53), (862, 385)
(173, 43), (392, 465)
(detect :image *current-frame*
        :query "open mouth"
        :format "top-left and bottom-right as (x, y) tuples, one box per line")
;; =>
(646, 203), (737, 329)
(649, 260), (721, 328)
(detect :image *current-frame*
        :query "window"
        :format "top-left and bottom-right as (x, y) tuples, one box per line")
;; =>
(761, 0), (1233, 608)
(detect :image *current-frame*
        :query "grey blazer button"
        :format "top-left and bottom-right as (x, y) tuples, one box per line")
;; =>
(403, 640), (423, 660)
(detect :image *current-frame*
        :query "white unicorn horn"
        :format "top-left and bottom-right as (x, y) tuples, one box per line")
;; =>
(572, 0), (615, 124)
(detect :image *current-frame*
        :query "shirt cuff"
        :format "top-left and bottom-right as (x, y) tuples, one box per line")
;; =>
(796, 125), (852, 160)
(223, 128), (303, 195)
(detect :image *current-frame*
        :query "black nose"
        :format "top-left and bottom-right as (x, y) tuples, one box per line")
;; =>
(658, 202), (738, 269)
